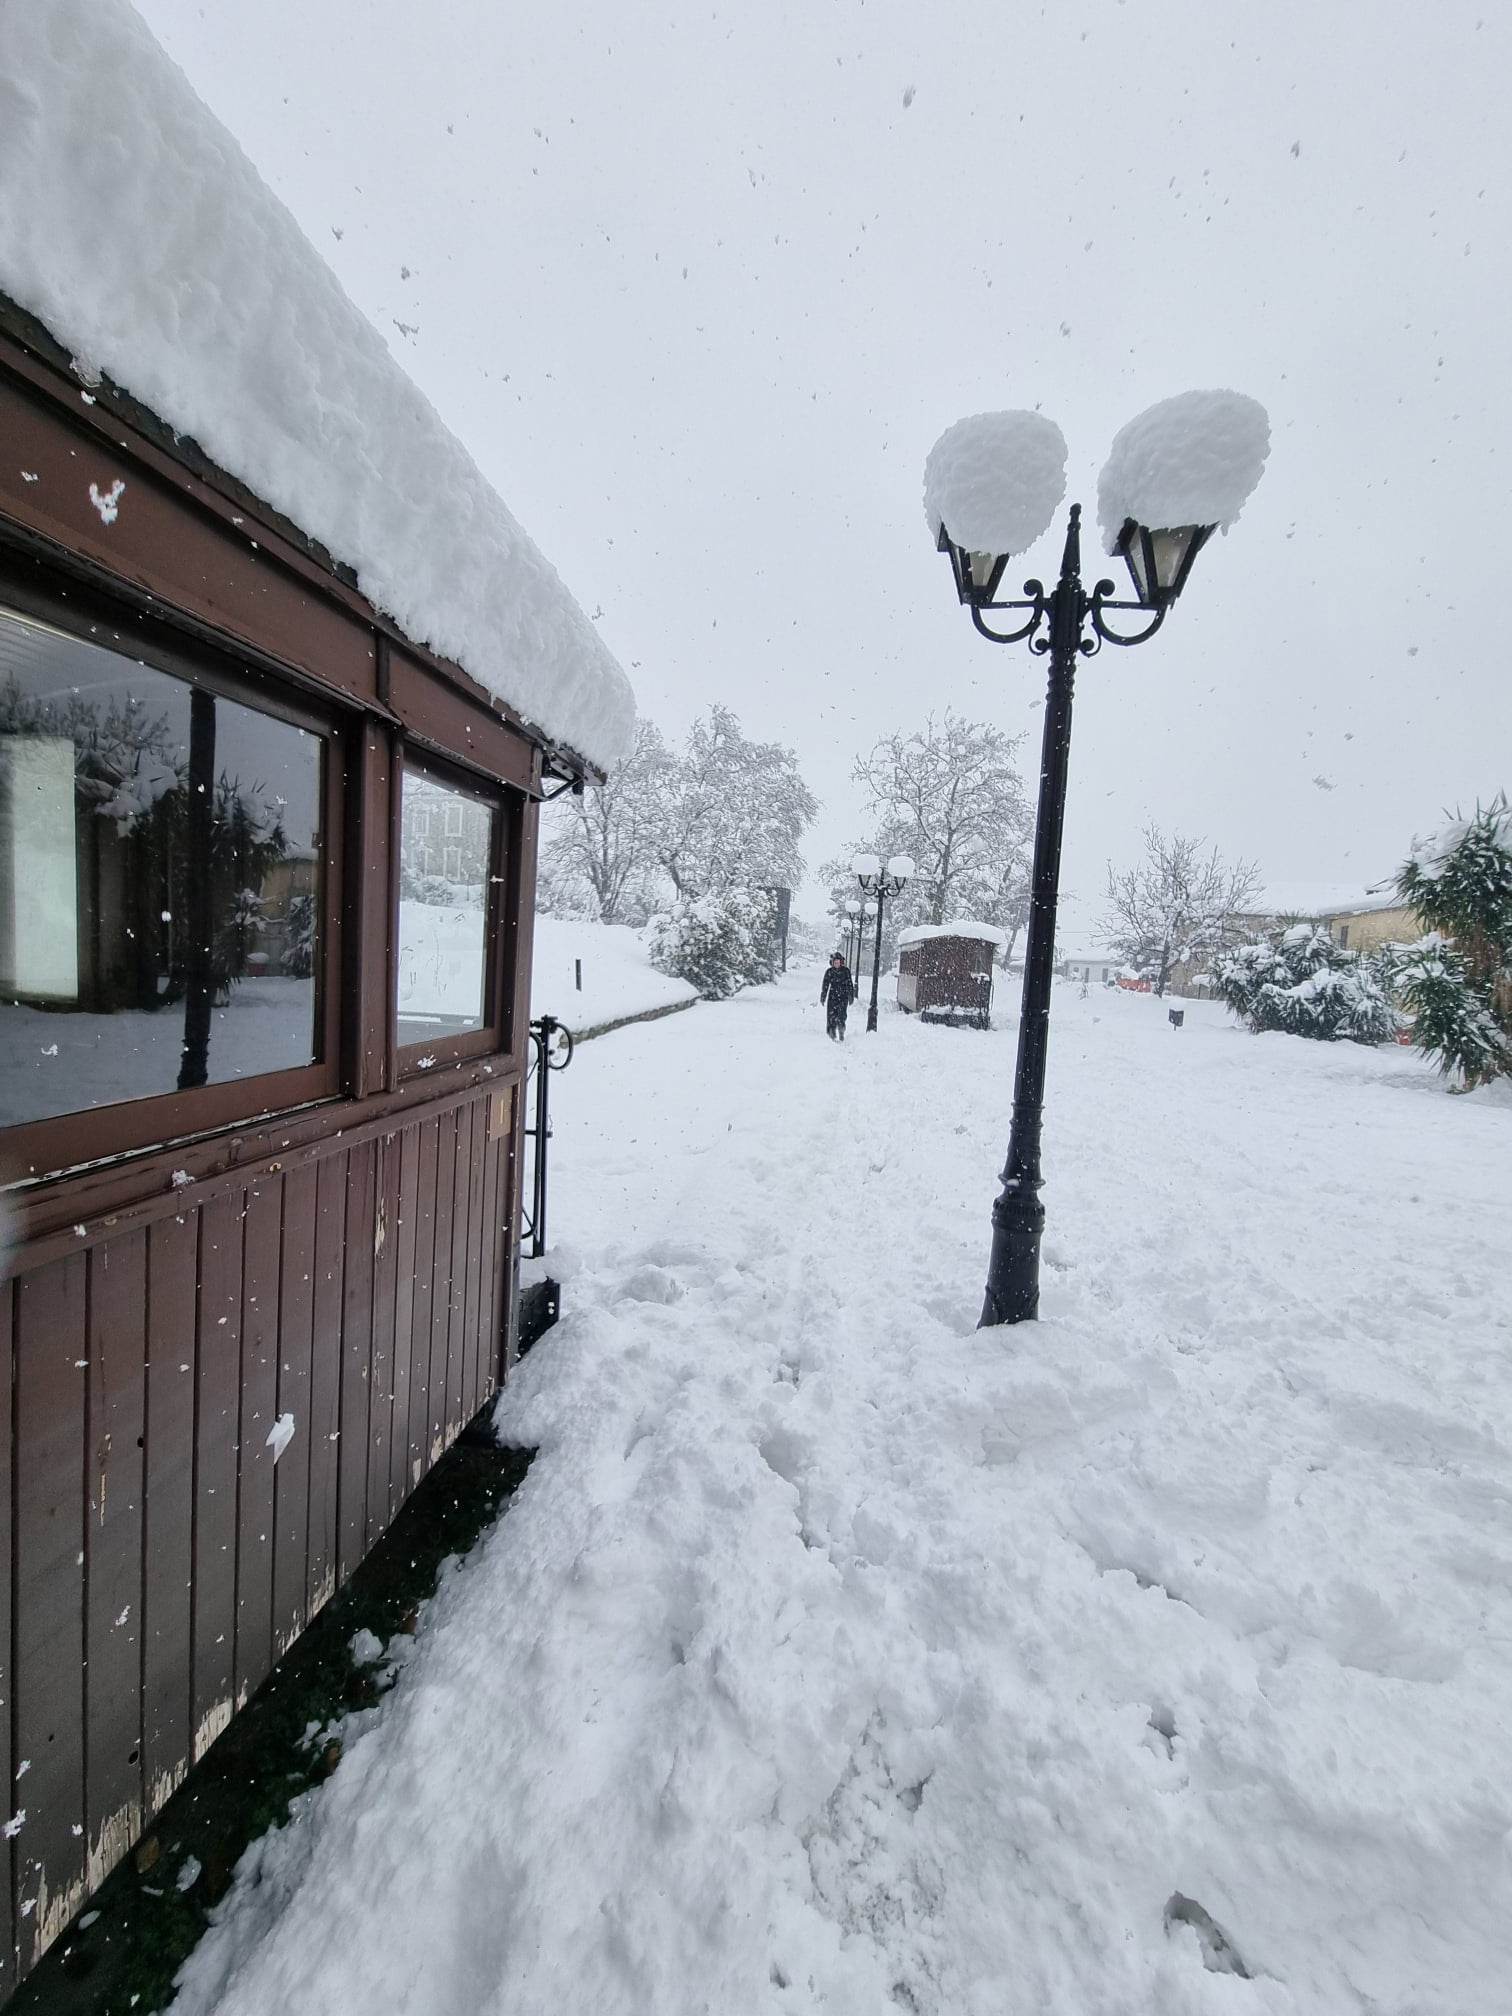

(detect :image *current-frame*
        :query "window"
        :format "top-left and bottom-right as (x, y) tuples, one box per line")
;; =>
(396, 760), (500, 1052)
(0, 605), (328, 1134)
(1338, 924), (1350, 947)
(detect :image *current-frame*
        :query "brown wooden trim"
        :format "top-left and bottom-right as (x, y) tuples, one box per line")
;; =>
(0, 561), (352, 1185)
(348, 723), (395, 1101)
(386, 647), (535, 796)
(7, 1056), (524, 1266)
(0, 328), (587, 782)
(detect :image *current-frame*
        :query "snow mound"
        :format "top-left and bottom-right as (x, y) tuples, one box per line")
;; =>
(531, 917), (696, 1034)
(897, 921), (1008, 953)
(923, 411), (1067, 558)
(0, 0), (635, 775)
(1097, 390), (1270, 554)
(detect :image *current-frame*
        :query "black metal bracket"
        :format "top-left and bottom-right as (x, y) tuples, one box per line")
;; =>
(520, 1013), (575, 1258)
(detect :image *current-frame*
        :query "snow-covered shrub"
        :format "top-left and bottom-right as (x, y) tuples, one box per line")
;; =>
(645, 890), (778, 1000)
(1395, 798), (1512, 1089)
(1213, 923), (1399, 1045)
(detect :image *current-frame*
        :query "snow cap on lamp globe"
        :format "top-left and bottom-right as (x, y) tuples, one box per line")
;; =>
(1096, 390), (1270, 555)
(923, 411), (1068, 558)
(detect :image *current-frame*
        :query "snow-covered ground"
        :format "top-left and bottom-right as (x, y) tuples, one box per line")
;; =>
(173, 977), (1511, 2016)
(530, 915), (697, 1033)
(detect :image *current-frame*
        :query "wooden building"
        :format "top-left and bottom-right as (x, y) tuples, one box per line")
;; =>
(895, 925), (1006, 1028)
(0, 19), (632, 1972)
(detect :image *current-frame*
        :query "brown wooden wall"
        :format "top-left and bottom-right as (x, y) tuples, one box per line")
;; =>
(0, 305), (558, 1995)
(0, 1023), (516, 1985)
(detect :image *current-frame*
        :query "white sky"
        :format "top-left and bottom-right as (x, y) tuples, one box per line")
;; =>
(137, 0), (1512, 931)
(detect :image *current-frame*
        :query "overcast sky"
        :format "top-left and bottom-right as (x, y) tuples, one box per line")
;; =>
(137, 0), (1512, 933)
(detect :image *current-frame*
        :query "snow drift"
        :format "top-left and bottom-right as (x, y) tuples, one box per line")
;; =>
(0, 0), (635, 774)
(923, 411), (1068, 558)
(1097, 390), (1270, 554)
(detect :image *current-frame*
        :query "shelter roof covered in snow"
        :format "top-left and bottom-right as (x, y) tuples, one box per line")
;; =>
(897, 922), (1009, 953)
(0, 0), (635, 775)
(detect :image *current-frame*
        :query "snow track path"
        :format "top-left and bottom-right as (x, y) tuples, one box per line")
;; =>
(173, 978), (1512, 2016)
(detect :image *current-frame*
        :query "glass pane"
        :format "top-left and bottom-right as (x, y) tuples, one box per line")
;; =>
(0, 606), (324, 1130)
(397, 764), (495, 1049)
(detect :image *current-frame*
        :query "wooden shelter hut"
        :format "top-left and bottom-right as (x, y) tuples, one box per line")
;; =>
(0, 2), (634, 1983)
(895, 924), (1006, 1029)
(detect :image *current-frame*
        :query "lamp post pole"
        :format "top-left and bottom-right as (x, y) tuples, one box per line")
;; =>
(867, 887), (888, 1032)
(979, 507), (1085, 1325)
(936, 501), (1204, 1327)
(927, 390), (1267, 1328)
(852, 856), (911, 1032)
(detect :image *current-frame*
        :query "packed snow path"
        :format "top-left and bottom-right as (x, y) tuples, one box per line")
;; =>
(175, 978), (1512, 2016)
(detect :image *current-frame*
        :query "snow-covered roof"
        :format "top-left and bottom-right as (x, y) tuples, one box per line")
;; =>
(1245, 883), (1406, 920)
(923, 412), (1066, 558)
(0, 0), (635, 776)
(897, 921), (1008, 952)
(1058, 947), (1120, 965)
(1096, 390), (1269, 554)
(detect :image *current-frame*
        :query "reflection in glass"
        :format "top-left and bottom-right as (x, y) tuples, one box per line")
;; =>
(397, 764), (495, 1047)
(0, 606), (324, 1130)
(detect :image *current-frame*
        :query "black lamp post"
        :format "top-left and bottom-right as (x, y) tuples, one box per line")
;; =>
(853, 853), (913, 1032)
(843, 897), (862, 976)
(935, 501), (1219, 1326)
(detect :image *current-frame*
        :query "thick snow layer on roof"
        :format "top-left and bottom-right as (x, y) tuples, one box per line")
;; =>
(897, 921), (1008, 952)
(923, 412), (1067, 558)
(1096, 390), (1269, 555)
(1247, 883), (1402, 920)
(0, 0), (635, 774)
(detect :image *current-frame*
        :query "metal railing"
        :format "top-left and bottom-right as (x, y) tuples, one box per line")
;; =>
(520, 1013), (574, 1258)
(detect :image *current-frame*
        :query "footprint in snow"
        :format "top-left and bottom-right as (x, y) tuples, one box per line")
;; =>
(1164, 1894), (1250, 1977)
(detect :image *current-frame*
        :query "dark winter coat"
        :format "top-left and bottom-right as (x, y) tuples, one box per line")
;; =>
(820, 962), (856, 1012)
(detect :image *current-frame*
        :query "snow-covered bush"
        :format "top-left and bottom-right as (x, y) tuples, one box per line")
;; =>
(1383, 934), (1512, 1089)
(645, 889), (779, 1000)
(1213, 923), (1399, 1045)
(1394, 798), (1512, 1088)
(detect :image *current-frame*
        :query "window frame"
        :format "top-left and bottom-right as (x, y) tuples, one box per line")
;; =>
(0, 562), (347, 1183)
(394, 749), (509, 1076)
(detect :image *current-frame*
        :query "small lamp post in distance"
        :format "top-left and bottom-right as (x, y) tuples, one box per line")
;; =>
(843, 896), (862, 974)
(852, 852), (914, 1032)
(924, 391), (1269, 1328)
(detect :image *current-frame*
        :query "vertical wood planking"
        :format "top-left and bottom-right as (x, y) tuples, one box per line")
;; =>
(427, 1109), (458, 1467)
(12, 1255), (87, 1969)
(406, 1117), (439, 1489)
(141, 1212), (196, 1818)
(84, 1232), (146, 1899)
(0, 1281), (14, 2000)
(337, 1140), (376, 1585)
(271, 1165), (316, 1655)
(306, 1154), (347, 1618)
(367, 1135), (401, 1550)
(460, 1095), (487, 1425)
(487, 1090), (513, 1390)
(234, 1179), (282, 1710)
(192, 1195), (242, 1762)
(389, 1125), (420, 1517)
(446, 1100), (475, 1442)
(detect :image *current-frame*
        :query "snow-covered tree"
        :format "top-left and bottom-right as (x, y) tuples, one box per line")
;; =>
(646, 888), (780, 1000)
(1392, 797), (1512, 1088)
(850, 712), (1030, 937)
(538, 718), (672, 924)
(1213, 923), (1399, 1045)
(651, 706), (817, 900)
(1102, 826), (1261, 997)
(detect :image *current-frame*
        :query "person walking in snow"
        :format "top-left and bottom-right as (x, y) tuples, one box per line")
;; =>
(820, 951), (856, 1041)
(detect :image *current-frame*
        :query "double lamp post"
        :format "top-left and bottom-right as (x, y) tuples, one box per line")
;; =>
(849, 852), (913, 1032)
(925, 393), (1269, 1330)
